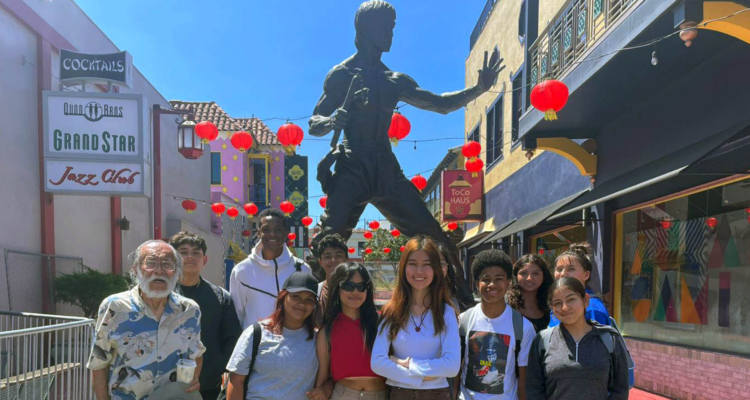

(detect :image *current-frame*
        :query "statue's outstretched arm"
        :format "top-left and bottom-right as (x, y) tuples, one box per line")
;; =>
(400, 50), (504, 115)
(309, 67), (349, 137)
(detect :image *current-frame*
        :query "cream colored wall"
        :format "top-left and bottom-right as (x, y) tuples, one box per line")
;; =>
(465, 0), (543, 193)
(539, 0), (570, 37)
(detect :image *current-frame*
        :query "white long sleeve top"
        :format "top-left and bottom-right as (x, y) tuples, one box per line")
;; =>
(371, 304), (461, 389)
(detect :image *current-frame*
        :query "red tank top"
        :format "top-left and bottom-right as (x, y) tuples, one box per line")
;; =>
(330, 313), (379, 381)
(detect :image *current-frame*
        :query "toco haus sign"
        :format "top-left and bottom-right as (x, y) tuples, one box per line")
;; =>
(59, 49), (133, 88)
(43, 91), (150, 197)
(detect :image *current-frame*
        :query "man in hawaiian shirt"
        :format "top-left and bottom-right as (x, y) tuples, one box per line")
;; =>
(88, 240), (206, 399)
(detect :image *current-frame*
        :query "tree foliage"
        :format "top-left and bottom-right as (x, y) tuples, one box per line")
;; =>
(362, 228), (409, 263)
(54, 267), (131, 318)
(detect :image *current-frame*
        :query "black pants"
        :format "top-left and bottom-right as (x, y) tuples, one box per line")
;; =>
(201, 387), (221, 400)
(312, 149), (452, 253)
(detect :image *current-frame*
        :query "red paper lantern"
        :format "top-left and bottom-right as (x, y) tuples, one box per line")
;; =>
(387, 111), (411, 146)
(211, 203), (226, 217)
(243, 203), (259, 216)
(348, 247), (356, 254)
(369, 221), (380, 230)
(227, 207), (239, 220)
(660, 219), (673, 229)
(391, 229), (401, 237)
(319, 196), (328, 209)
(448, 222), (458, 232)
(530, 80), (569, 121)
(301, 216), (313, 227)
(288, 233), (297, 241)
(195, 121), (219, 144)
(280, 201), (295, 216)
(242, 229), (251, 237)
(707, 217), (718, 229)
(383, 248), (391, 254)
(538, 249), (545, 254)
(364, 231), (373, 240)
(182, 199), (197, 214)
(277, 122), (305, 155)
(365, 248), (373, 254)
(462, 141), (482, 160)
(411, 174), (427, 192)
(230, 131), (253, 153)
(399, 246), (405, 252)
(465, 158), (484, 178)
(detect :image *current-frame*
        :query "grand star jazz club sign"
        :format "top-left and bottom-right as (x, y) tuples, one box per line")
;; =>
(43, 91), (150, 196)
(441, 170), (484, 222)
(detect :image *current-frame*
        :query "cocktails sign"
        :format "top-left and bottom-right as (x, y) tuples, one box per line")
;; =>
(441, 170), (484, 222)
(43, 91), (150, 196)
(59, 49), (133, 88)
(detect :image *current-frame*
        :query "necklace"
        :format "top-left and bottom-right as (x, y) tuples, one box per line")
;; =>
(411, 310), (428, 332)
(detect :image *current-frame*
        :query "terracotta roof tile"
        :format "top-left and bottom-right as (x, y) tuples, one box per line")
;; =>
(169, 101), (280, 146)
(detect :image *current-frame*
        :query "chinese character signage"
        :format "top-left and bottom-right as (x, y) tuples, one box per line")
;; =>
(285, 155), (309, 248)
(441, 170), (484, 222)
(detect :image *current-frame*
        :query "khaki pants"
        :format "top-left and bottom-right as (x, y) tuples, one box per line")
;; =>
(388, 386), (451, 400)
(330, 382), (388, 400)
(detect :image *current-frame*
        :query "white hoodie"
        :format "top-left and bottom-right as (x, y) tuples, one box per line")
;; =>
(229, 242), (311, 329)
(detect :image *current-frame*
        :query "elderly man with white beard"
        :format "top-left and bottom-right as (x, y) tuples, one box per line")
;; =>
(87, 240), (206, 400)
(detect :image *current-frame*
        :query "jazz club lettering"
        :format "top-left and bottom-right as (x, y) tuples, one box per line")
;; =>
(49, 166), (140, 186)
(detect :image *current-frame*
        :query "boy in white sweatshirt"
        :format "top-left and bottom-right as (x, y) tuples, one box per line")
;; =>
(229, 208), (311, 329)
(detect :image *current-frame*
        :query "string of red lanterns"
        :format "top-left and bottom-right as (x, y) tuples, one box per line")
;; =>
(195, 121), (219, 144)
(230, 131), (253, 153)
(227, 207), (239, 220)
(277, 122), (305, 155)
(182, 199), (197, 214)
(388, 111), (411, 146)
(530, 80), (569, 121)
(411, 174), (427, 192)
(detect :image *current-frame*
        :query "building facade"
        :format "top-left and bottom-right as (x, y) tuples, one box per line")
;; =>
(466, 0), (750, 398)
(0, 0), (226, 313)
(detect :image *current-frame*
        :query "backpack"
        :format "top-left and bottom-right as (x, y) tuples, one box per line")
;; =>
(217, 322), (262, 399)
(456, 307), (525, 391)
(538, 320), (635, 389)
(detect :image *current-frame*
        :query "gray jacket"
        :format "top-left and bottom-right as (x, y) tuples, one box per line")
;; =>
(526, 323), (629, 400)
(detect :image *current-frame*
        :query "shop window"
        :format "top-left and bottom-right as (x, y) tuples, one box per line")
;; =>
(531, 225), (588, 268)
(210, 152), (221, 185)
(486, 95), (503, 165)
(617, 177), (750, 355)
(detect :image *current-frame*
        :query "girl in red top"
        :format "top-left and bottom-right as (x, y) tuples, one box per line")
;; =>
(312, 262), (387, 400)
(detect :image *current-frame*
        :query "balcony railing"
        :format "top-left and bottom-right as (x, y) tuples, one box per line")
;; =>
(470, 0), (499, 51)
(526, 0), (638, 109)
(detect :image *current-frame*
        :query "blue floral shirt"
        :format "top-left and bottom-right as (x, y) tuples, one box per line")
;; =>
(86, 287), (206, 399)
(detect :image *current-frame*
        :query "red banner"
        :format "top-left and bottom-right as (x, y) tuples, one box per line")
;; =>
(441, 170), (484, 222)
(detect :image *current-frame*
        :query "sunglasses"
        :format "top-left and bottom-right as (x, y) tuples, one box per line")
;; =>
(339, 281), (368, 293)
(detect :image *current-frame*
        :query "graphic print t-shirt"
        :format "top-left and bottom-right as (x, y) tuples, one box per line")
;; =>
(459, 305), (536, 400)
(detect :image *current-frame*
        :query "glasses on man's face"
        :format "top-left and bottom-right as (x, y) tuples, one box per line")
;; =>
(339, 281), (368, 293)
(143, 257), (177, 272)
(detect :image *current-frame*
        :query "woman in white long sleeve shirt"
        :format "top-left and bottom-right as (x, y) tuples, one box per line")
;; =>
(371, 236), (461, 399)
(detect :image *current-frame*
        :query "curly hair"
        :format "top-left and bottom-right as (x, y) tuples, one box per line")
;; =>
(471, 249), (513, 284)
(507, 254), (553, 313)
(258, 208), (286, 227)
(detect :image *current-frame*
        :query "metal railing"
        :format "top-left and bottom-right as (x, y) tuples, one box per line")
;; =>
(526, 0), (638, 108)
(4, 250), (85, 315)
(470, 0), (499, 51)
(0, 311), (94, 400)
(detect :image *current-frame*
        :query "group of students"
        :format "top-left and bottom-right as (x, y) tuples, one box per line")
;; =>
(223, 231), (630, 400)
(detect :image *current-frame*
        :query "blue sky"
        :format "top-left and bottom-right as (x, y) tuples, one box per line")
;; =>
(75, 0), (487, 228)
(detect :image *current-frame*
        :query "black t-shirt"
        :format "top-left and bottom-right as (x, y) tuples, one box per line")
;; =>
(178, 277), (242, 392)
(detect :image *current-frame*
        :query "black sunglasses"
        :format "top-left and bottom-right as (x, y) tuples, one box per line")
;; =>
(339, 281), (368, 293)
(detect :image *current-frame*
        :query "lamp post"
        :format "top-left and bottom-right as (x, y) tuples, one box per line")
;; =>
(178, 116), (204, 160)
(152, 104), (194, 239)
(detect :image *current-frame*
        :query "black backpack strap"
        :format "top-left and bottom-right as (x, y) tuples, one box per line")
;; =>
(294, 260), (303, 272)
(243, 322), (262, 397)
(511, 308), (524, 377)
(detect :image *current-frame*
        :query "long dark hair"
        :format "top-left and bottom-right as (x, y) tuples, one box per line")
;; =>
(436, 242), (475, 311)
(548, 277), (588, 321)
(379, 236), (456, 341)
(322, 263), (379, 351)
(263, 290), (316, 340)
(507, 254), (553, 313)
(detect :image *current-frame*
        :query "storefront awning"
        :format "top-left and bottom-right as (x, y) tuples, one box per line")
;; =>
(549, 122), (750, 221)
(480, 189), (590, 243)
(468, 219), (516, 249)
(457, 218), (495, 248)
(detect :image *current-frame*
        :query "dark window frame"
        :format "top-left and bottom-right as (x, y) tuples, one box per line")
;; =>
(486, 94), (504, 166)
(210, 152), (222, 185)
(511, 67), (524, 144)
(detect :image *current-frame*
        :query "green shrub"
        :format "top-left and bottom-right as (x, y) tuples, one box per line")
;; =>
(54, 267), (131, 318)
